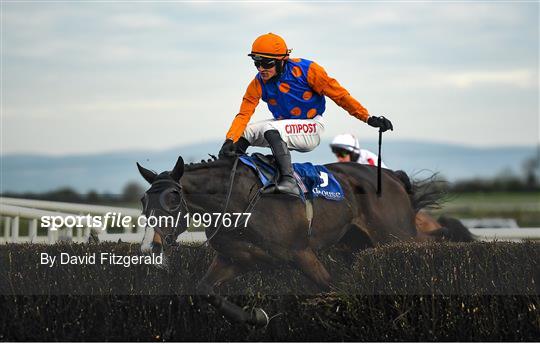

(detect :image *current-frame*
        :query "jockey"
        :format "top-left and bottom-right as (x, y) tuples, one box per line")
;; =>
(330, 133), (388, 168)
(219, 33), (393, 196)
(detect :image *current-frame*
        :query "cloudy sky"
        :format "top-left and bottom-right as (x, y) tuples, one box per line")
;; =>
(1, 1), (538, 155)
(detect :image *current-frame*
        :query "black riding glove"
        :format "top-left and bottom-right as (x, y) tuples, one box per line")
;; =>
(367, 116), (394, 132)
(218, 139), (236, 159)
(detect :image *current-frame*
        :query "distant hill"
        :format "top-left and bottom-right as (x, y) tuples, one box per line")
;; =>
(1, 140), (537, 194)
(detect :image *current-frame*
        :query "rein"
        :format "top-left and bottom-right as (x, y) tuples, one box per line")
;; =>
(200, 157), (241, 245)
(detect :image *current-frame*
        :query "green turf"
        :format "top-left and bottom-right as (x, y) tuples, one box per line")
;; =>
(437, 192), (540, 227)
(445, 192), (540, 206)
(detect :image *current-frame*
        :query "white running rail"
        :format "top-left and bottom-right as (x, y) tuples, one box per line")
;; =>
(0, 197), (141, 216)
(0, 197), (206, 244)
(469, 228), (540, 242)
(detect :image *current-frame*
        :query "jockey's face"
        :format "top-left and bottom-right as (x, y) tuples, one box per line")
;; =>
(333, 148), (352, 163)
(254, 57), (287, 81)
(336, 154), (352, 163)
(257, 63), (277, 81)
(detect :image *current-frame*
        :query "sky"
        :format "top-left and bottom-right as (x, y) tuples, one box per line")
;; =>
(1, 1), (539, 155)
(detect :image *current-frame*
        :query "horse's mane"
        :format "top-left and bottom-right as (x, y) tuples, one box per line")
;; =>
(184, 155), (234, 172)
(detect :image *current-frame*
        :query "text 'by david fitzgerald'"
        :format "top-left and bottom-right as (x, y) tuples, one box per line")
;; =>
(40, 252), (162, 268)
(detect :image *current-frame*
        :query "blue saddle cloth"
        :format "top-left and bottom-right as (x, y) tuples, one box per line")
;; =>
(239, 154), (344, 201)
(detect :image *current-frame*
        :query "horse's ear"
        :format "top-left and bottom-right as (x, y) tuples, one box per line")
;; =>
(170, 156), (184, 181)
(136, 162), (157, 184)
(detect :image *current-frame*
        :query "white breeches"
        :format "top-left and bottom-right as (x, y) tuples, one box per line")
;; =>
(242, 115), (325, 152)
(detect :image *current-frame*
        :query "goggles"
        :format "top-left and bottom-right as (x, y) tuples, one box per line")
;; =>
(331, 147), (351, 158)
(252, 56), (277, 69)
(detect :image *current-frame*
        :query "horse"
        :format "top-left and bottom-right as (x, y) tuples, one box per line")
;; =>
(136, 155), (473, 326)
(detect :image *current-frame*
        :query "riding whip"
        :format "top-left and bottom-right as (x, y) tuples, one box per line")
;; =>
(377, 128), (383, 197)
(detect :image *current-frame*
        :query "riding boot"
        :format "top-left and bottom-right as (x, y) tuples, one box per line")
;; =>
(235, 137), (250, 155)
(262, 130), (301, 197)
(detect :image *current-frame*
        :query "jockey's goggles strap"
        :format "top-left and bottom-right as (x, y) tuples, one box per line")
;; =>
(249, 51), (289, 59)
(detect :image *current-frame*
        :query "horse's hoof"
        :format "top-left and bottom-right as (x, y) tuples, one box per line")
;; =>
(251, 307), (269, 328)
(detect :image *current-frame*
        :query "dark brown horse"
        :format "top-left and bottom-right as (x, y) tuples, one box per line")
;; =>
(137, 155), (473, 326)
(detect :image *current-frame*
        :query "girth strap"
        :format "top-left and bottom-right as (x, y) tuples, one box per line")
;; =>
(306, 199), (314, 236)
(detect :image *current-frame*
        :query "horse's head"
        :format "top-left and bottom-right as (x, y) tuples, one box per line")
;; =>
(137, 156), (188, 257)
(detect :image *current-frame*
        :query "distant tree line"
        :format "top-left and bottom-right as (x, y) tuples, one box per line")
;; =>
(449, 154), (540, 193)
(1, 181), (145, 204)
(2, 154), (538, 202)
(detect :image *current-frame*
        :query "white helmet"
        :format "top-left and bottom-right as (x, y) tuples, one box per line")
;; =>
(330, 133), (360, 153)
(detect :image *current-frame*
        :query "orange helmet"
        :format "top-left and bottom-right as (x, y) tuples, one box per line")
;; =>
(248, 33), (291, 60)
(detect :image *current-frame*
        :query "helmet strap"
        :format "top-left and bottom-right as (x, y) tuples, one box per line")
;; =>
(270, 59), (286, 82)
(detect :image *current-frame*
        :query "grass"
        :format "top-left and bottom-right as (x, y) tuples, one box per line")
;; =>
(436, 192), (540, 227)
(445, 192), (540, 208)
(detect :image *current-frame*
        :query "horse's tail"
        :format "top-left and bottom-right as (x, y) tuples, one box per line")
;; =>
(393, 170), (476, 242)
(393, 170), (446, 213)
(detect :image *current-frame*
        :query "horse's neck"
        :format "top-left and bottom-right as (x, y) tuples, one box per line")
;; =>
(182, 167), (233, 213)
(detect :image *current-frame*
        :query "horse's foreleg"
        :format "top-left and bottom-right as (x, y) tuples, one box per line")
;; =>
(197, 255), (243, 293)
(293, 248), (332, 291)
(197, 255), (268, 327)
